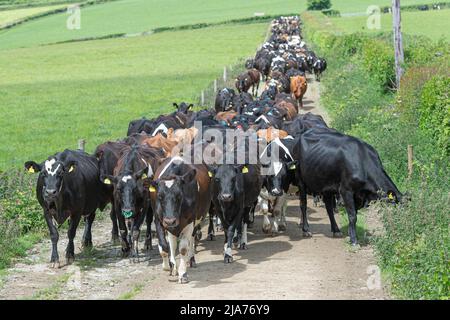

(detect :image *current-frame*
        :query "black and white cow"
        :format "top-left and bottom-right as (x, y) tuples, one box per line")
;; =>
(24, 149), (108, 268)
(149, 156), (212, 283)
(257, 137), (297, 234)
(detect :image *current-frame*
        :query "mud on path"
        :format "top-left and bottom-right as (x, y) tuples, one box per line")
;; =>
(0, 76), (388, 300)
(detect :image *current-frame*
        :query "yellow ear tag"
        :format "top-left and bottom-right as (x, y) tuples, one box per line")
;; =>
(289, 164), (296, 170)
(388, 193), (394, 200)
(69, 165), (75, 173)
(149, 186), (156, 193)
(104, 178), (111, 185)
(242, 166), (249, 174)
(208, 171), (213, 178)
(142, 173), (147, 179)
(28, 167), (35, 173)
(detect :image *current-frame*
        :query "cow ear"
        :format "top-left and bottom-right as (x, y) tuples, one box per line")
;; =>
(206, 165), (216, 178)
(95, 150), (104, 161)
(173, 103), (179, 109)
(188, 104), (194, 110)
(65, 160), (77, 174)
(386, 190), (398, 203)
(134, 167), (147, 180)
(24, 161), (42, 173)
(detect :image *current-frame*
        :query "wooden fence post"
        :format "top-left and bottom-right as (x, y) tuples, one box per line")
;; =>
(78, 139), (85, 151)
(392, 0), (404, 88)
(201, 90), (205, 106)
(214, 79), (217, 93)
(407, 144), (414, 179)
(223, 66), (227, 82)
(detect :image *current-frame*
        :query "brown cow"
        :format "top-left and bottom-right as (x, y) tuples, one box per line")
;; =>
(215, 111), (238, 126)
(274, 100), (298, 120)
(257, 127), (289, 142)
(142, 133), (178, 157)
(235, 69), (261, 97)
(290, 75), (308, 108)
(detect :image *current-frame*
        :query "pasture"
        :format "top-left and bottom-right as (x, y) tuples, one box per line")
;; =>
(0, 22), (268, 169)
(330, 8), (450, 40)
(0, 4), (64, 26)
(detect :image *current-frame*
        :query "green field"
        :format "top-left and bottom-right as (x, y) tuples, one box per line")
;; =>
(0, 0), (303, 50)
(0, 22), (267, 168)
(331, 8), (450, 40)
(0, 4), (64, 26)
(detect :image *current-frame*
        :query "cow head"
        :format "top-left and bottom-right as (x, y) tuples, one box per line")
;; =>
(25, 158), (77, 203)
(235, 76), (251, 93)
(218, 88), (235, 112)
(209, 164), (246, 202)
(173, 102), (194, 114)
(263, 160), (297, 196)
(102, 167), (148, 219)
(150, 169), (197, 230)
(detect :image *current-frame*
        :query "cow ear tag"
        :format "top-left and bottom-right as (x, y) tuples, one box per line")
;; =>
(104, 178), (111, 185)
(68, 165), (75, 173)
(142, 173), (147, 179)
(149, 186), (156, 192)
(289, 164), (296, 170)
(388, 192), (394, 200)
(28, 167), (35, 173)
(242, 166), (249, 174)
(208, 171), (213, 178)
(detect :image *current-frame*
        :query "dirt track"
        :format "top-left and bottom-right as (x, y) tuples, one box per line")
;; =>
(0, 77), (388, 300)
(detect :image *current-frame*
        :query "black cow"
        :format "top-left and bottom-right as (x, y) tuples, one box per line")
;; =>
(24, 149), (108, 268)
(149, 156), (212, 283)
(94, 141), (129, 242)
(173, 102), (194, 114)
(101, 144), (165, 260)
(215, 88), (236, 113)
(292, 128), (403, 245)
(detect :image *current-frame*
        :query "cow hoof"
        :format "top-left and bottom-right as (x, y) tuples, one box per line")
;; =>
(333, 231), (343, 238)
(50, 261), (60, 269)
(121, 249), (131, 258)
(302, 231), (312, 238)
(239, 243), (247, 250)
(247, 222), (254, 229)
(111, 233), (120, 244)
(178, 273), (189, 284)
(189, 257), (197, 268)
(66, 256), (74, 265)
(278, 224), (287, 232)
(224, 254), (233, 264)
(208, 233), (216, 241)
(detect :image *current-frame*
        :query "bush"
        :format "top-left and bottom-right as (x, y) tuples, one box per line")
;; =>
(418, 76), (450, 158)
(307, 0), (331, 11)
(321, 9), (340, 17)
(361, 39), (396, 91)
(0, 169), (45, 269)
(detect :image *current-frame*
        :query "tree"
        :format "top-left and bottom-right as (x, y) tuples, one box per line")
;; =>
(307, 0), (332, 10)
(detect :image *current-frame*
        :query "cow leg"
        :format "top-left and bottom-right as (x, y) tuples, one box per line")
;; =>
(66, 214), (81, 265)
(323, 193), (342, 237)
(44, 212), (60, 268)
(110, 201), (119, 243)
(82, 211), (96, 249)
(224, 224), (235, 264)
(207, 207), (215, 241)
(131, 214), (145, 263)
(274, 194), (287, 232)
(144, 207), (153, 251)
(178, 223), (194, 284)
(340, 190), (358, 245)
(257, 195), (272, 234)
(298, 184), (312, 237)
(240, 207), (251, 250)
(117, 209), (130, 257)
(156, 220), (170, 271)
(167, 232), (178, 276)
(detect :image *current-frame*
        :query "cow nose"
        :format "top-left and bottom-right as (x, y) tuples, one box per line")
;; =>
(163, 217), (177, 227)
(45, 189), (57, 197)
(271, 188), (282, 196)
(220, 193), (233, 201)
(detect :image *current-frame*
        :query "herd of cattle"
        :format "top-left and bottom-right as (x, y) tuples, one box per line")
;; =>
(24, 16), (403, 284)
